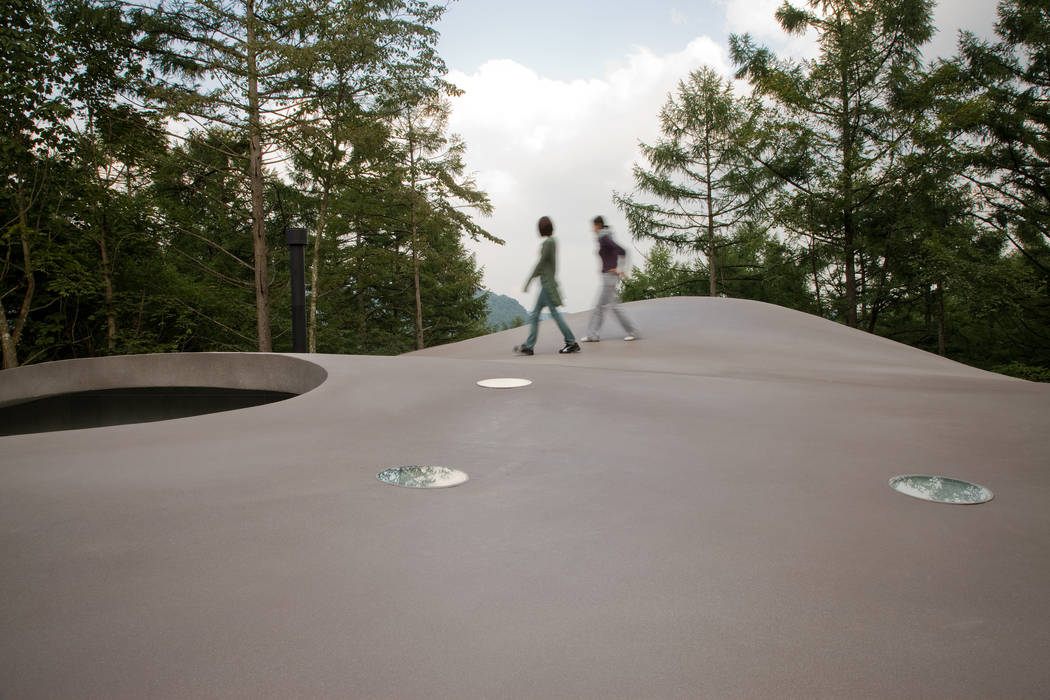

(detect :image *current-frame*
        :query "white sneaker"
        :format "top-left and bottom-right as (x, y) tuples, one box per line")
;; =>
(580, 336), (599, 342)
(623, 335), (637, 341)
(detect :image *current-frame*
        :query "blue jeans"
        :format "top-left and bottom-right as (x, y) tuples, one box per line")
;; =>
(524, 287), (575, 349)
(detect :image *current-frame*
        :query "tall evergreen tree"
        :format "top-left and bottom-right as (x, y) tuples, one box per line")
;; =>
(0, 0), (68, 367)
(389, 96), (498, 350)
(139, 0), (312, 351)
(2, 0), (160, 367)
(953, 0), (1050, 356)
(615, 67), (766, 297)
(731, 0), (935, 327)
(956, 0), (1050, 273)
(281, 0), (453, 352)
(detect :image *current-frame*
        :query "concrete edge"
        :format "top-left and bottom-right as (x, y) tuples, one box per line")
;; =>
(0, 353), (329, 408)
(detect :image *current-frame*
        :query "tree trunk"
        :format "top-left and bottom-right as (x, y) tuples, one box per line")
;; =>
(136, 289), (146, 337)
(810, 240), (823, 317)
(412, 221), (423, 350)
(408, 124), (424, 350)
(0, 299), (18, 369)
(355, 230), (366, 343)
(705, 135), (722, 298)
(99, 224), (117, 352)
(924, 286), (932, 331)
(246, 0), (271, 352)
(844, 229), (858, 327)
(840, 51), (858, 328)
(308, 195), (330, 353)
(706, 178), (717, 296)
(2, 175), (36, 369)
(936, 282), (946, 356)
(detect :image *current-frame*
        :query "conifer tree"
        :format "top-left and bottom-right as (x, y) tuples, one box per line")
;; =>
(389, 97), (498, 350)
(615, 67), (766, 297)
(731, 0), (934, 327)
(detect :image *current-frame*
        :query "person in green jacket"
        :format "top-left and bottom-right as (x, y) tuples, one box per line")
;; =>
(514, 216), (580, 356)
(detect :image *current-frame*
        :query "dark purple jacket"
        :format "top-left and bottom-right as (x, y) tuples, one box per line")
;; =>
(598, 231), (626, 273)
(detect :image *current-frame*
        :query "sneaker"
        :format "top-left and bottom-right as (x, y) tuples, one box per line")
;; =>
(559, 342), (581, 354)
(623, 335), (637, 341)
(513, 344), (534, 356)
(580, 336), (599, 342)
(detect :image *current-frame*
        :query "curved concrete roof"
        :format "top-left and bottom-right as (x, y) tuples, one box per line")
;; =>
(2, 297), (1048, 698)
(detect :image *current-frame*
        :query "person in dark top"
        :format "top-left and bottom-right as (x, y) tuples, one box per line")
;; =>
(514, 216), (580, 356)
(581, 216), (639, 342)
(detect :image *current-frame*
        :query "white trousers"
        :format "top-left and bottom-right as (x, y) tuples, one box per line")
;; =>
(587, 273), (637, 338)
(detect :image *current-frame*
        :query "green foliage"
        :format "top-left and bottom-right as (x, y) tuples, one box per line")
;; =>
(1, 0), (494, 369)
(731, 0), (936, 327)
(622, 0), (1050, 376)
(989, 363), (1050, 383)
(952, 0), (1050, 357)
(621, 243), (707, 301)
(6, 0), (1050, 378)
(615, 67), (767, 297)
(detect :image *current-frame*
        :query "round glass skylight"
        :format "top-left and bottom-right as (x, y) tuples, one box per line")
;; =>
(377, 466), (469, 488)
(888, 475), (993, 504)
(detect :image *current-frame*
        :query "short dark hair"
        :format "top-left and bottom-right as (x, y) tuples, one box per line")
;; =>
(593, 215), (606, 228)
(537, 216), (554, 236)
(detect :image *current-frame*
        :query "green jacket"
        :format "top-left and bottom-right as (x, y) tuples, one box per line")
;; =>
(526, 236), (563, 306)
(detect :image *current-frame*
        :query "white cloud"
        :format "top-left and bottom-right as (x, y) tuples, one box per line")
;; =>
(719, 0), (999, 62)
(670, 8), (688, 26)
(927, 0), (1000, 59)
(448, 0), (997, 316)
(449, 37), (730, 312)
(717, 0), (819, 60)
(721, 0), (785, 41)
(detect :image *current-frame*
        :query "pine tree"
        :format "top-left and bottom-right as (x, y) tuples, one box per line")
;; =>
(280, 0), (453, 352)
(138, 0), (314, 351)
(389, 96), (498, 349)
(731, 0), (935, 327)
(956, 0), (1049, 305)
(615, 67), (767, 298)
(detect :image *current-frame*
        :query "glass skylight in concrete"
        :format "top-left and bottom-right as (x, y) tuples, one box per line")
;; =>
(888, 475), (994, 504)
(476, 378), (532, 389)
(377, 466), (469, 488)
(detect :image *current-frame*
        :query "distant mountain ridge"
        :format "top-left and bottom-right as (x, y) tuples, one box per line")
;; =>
(480, 291), (528, 330)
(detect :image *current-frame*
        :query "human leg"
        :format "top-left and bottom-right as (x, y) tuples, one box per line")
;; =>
(548, 300), (576, 344)
(522, 290), (546, 349)
(612, 305), (637, 336)
(585, 274), (617, 339)
(603, 274), (638, 336)
(585, 307), (604, 340)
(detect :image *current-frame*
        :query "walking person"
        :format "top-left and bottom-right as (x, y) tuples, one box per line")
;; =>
(581, 216), (639, 342)
(514, 216), (580, 356)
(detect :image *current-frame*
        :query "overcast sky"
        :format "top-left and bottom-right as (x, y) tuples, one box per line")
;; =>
(436, 0), (1001, 312)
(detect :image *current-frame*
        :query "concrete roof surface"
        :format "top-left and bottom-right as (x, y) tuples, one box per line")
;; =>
(2, 297), (1048, 699)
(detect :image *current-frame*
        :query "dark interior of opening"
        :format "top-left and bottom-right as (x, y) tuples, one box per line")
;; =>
(0, 387), (297, 436)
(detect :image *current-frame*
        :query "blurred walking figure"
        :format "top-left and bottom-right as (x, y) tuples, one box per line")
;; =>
(514, 216), (580, 356)
(581, 216), (639, 342)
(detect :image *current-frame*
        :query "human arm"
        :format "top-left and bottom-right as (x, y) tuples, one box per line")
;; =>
(526, 238), (555, 289)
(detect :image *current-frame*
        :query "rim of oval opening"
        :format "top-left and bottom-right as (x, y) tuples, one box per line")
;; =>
(888, 474), (994, 505)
